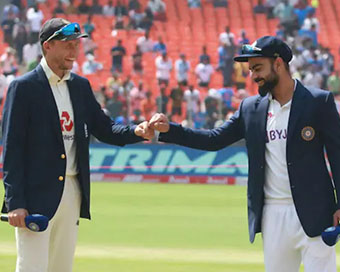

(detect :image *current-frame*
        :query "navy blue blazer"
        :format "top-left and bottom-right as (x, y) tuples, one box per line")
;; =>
(160, 80), (340, 243)
(1, 65), (144, 220)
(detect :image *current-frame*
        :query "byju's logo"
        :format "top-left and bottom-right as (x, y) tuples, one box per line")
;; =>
(60, 111), (74, 132)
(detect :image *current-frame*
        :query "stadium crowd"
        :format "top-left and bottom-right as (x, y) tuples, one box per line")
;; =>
(1, 0), (340, 134)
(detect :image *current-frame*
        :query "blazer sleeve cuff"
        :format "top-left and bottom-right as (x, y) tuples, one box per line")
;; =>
(158, 123), (181, 143)
(129, 125), (147, 142)
(5, 198), (26, 213)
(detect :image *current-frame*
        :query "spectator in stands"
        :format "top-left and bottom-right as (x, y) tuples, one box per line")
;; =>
(12, 15), (28, 65)
(27, 54), (42, 72)
(114, 15), (125, 30)
(184, 85), (201, 122)
(199, 45), (210, 64)
(233, 61), (249, 90)
(204, 89), (221, 129)
(131, 110), (145, 125)
(132, 45), (143, 75)
(83, 15), (95, 39)
(72, 60), (80, 74)
(141, 91), (156, 121)
(273, 0), (297, 36)
(115, 0), (128, 17)
(140, 7), (154, 32)
(306, 51), (322, 69)
(298, 23), (318, 47)
(219, 26), (235, 46)
(106, 72), (123, 98)
(2, 1), (19, 20)
(90, 0), (103, 14)
(147, 0), (166, 21)
(115, 109), (131, 125)
(82, 35), (98, 55)
(128, 5), (142, 29)
(0, 47), (18, 77)
(294, 0), (314, 28)
(93, 85), (108, 107)
(82, 53), (103, 75)
(170, 84), (184, 119)
(303, 65), (323, 88)
(188, 0), (201, 8)
(205, 88), (221, 116)
(238, 30), (250, 49)
(301, 10), (319, 32)
(263, 0), (278, 19)
(1, 9), (16, 46)
(153, 36), (167, 55)
(320, 47), (334, 89)
(218, 84), (234, 113)
(218, 40), (236, 87)
(155, 52), (172, 86)
(175, 53), (190, 86)
(103, 0), (115, 16)
(195, 58), (214, 87)
(111, 39), (126, 73)
(231, 88), (249, 110)
(213, 0), (228, 7)
(254, 0), (267, 14)
(65, 0), (77, 14)
(78, 0), (90, 14)
(122, 75), (135, 95)
(54, 1), (65, 14)
(119, 86), (130, 116)
(156, 86), (169, 114)
(327, 71), (340, 95)
(26, 4), (44, 43)
(106, 90), (124, 120)
(275, 23), (285, 40)
(130, 81), (146, 116)
(289, 49), (304, 79)
(10, 0), (21, 9)
(129, 0), (142, 11)
(23, 36), (40, 67)
(137, 31), (154, 53)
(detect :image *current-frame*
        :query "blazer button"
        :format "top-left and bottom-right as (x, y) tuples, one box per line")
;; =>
(58, 176), (64, 181)
(61, 154), (66, 159)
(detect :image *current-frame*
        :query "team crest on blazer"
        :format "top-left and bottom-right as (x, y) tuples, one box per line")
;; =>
(301, 126), (315, 141)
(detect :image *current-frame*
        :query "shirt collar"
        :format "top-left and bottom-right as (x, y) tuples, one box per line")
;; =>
(40, 57), (71, 84)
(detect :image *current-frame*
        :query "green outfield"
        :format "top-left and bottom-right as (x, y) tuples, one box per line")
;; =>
(0, 182), (338, 271)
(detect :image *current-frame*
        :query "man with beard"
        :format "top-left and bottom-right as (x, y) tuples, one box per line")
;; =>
(148, 36), (340, 272)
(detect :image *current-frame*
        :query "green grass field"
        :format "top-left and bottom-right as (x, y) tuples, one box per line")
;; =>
(0, 182), (338, 271)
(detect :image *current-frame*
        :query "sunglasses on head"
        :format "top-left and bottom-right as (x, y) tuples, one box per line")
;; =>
(241, 44), (262, 54)
(46, 23), (81, 42)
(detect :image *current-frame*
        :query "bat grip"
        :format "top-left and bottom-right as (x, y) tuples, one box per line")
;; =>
(0, 215), (9, 222)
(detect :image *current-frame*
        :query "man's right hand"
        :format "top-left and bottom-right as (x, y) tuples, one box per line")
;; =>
(8, 208), (28, 228)
(149, 113), (170, 133)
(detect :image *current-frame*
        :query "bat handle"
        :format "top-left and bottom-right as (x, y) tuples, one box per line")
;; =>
(0, 215), (9, 222)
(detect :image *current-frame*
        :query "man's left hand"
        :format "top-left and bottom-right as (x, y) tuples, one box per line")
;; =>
(333, 209), (340, 226)
(134, 121), (154, 140)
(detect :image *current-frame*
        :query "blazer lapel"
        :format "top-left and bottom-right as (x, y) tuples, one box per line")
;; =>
(67, 75), (82, 139)
(287, 80), (307, 145)
(256, 94), (270, 147)
(36, 65), (63, 145)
